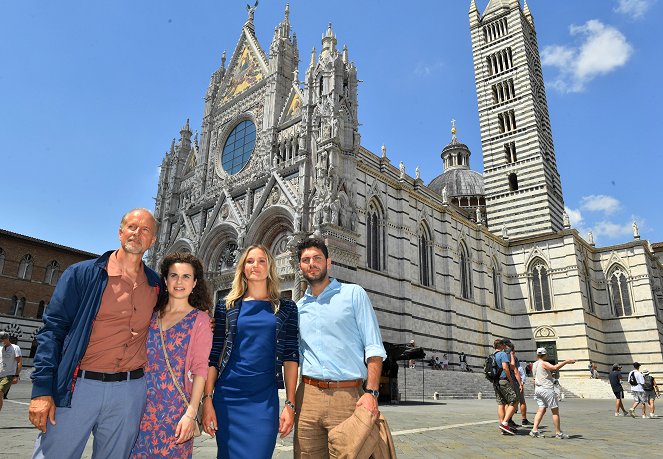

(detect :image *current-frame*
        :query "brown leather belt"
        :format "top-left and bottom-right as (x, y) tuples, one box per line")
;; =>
(302, 376), (363, 389)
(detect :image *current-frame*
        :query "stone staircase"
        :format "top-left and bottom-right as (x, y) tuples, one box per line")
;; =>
(396, 366), (520, 401)
(557, 377), (627, 400)
(395, 366), (625, 401)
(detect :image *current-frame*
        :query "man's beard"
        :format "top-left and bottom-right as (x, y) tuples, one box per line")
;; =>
(123, 239), (144, 254)
(302, 266), (328, 285)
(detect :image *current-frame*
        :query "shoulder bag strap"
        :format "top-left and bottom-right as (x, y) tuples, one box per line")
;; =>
(158, 316), (190, 407)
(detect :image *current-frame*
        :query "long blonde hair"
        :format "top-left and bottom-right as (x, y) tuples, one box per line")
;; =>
(225, 244), (281, 313)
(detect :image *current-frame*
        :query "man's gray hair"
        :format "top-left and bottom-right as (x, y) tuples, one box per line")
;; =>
(119, 208), (158, 231)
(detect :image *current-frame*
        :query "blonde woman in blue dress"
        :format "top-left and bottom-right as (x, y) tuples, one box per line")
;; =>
(202, 244), (299, 459)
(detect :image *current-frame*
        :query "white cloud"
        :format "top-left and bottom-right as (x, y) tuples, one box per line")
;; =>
(413, 61), (443, 77)
(541, 20), (633, 93)
(579, 194), (621, 215)
(592, 220), (633, 239)
(564, 206), (583, 227)
(614, 0), (656, 19)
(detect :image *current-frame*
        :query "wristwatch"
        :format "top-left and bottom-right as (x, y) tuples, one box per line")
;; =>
(365, 388), (379, 399)
(201, 393), (212, 403)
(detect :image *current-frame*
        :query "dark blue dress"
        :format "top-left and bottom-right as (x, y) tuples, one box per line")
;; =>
(213, 300), (278, 459)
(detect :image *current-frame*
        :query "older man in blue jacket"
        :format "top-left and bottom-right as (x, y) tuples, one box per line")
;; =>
(28, 208), (162, 459)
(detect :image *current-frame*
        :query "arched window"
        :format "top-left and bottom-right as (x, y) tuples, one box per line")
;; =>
(18, 254), (34, 280)
(583, 261), (594, 313)
(37, 300), (46, 319)
(492, 263), (503, 310)
(418, 224), (433, 287)
(608, 267), (632, 317)
(530, 259), (552, 311)
(11, 296), (26, 316)
(366, 200), (384, 271)
(44, 260), (61, 286)
(459, 243), (473, 299)
(0, 248), (5, 274)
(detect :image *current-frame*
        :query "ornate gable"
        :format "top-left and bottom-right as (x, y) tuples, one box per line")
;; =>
(221, 29), (269, 103)
(278, 85), (304, 126)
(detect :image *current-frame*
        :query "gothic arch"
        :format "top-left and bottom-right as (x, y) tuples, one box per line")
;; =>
(168, 239), (194, 255)
(491, 256), (503, 309)
(459, 240), (473, 300)
(606, 264), (633, 317)
(246, 205), (294, 250)
(198, 223), (239, 272)
(366, 197), (386, 271)
(418, 221), (434, 287)
(529, 257), (553, 311)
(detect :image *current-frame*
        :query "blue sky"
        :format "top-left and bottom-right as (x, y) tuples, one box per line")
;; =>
(1, 0), (661, 255)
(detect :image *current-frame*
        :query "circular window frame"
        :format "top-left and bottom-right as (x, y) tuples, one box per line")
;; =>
(215, 115), (257, 177)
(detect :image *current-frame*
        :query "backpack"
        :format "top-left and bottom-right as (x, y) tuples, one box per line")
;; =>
(643, 374), (654, 391)
(628, 371), (637, 386)
(484, 352), (501, 383)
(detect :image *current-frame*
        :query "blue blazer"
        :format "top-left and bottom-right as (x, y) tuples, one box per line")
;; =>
(208, 297), (299, 389)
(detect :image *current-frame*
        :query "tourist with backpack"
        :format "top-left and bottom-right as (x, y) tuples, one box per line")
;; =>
(485, 338), (520, 435)
(641, 368), (659, 418)
(528, 347), (576, 439)
(627, 362), (647, 418)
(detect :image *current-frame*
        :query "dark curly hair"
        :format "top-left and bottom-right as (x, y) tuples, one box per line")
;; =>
(296, 237), (329, 261)
(156, 252), (211, 314)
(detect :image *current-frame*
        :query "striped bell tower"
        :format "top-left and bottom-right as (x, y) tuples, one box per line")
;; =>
(469, 0), (564, 237)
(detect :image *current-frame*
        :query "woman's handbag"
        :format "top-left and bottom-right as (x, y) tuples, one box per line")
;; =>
(157, 317), (203, 437)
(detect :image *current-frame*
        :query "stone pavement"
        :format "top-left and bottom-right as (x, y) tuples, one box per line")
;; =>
(1, 380), (658, 458)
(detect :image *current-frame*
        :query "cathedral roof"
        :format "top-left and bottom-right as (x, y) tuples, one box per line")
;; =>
(428, 168), (484, 198)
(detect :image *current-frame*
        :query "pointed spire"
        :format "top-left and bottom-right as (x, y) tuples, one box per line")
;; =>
(170, 138), (176, 153)
(194, 131), (199, 147)
(451, 118), (457, 141)
(181, 118), (191, 134)
(469, 0), (478, 13)
(221, 50), (227, 69)
(309, 47), (317, 67)
(320, 22), (337, 57)
(285, 3), (290, 21)
(342, 44), (348, 64)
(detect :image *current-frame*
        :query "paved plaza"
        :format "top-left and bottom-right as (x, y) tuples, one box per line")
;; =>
(1, 379), (657, 458)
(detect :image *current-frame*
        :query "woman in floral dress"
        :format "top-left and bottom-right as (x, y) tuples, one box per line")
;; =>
(130, 252), (213, 458)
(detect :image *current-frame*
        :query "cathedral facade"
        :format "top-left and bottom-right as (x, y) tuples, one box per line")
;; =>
(151, 1), (663, 378)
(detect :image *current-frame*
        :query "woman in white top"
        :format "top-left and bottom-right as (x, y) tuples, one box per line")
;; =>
(529, 348), (576, 439)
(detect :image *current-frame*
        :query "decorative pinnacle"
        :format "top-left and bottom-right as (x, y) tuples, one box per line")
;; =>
(451, 119), (457, 139)
(285, 3), (289, 19)
(221, 50), (227, 68)
(310, 47), (316, 66)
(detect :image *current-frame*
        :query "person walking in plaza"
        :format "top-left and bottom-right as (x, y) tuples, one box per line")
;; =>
(28, 208), (162, 458)
(608, 364), (629, 416)
(528, 347), (576, 439)
(0, 331), (22, 413)
(293, 237), (389, 458)
(201, 244), (299, 459)
(505, 341), (531, 426)
(640, 368), (659, 418)
(130, 252), (213, 458)
(627, 362), (647, 418)
(492, 339), (520, 435)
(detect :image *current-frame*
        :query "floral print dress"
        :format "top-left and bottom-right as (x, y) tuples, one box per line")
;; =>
(130, 310), (196, 458)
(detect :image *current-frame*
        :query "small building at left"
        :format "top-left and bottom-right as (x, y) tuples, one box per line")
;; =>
(0, 229), (97, 369)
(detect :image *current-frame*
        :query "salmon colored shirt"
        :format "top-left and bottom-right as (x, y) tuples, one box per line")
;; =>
(79, 251), (158, 372)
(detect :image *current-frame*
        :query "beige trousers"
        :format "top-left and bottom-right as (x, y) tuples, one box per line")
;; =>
(293, 382), (363, 459)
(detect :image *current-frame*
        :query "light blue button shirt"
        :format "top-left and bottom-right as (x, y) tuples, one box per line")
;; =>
(297, 278), (387, 381)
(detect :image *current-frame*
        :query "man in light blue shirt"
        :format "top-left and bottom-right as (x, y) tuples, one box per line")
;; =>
(294, 238), (387, 458)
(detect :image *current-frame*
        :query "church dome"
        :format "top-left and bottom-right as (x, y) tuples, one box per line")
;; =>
(428, 123), (484, 199)
(428, 168), (484, 197)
